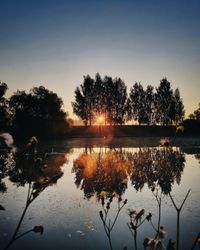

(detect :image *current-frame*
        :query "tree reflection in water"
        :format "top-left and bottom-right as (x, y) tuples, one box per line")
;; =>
(72, 147), (185, 198)
(72, 146), (187, 250)
(0, 152), (15, 192)
(1, 145), (194, 250)
(73, 148), (131, 199)
(1, 150), (68, 250)
(128, 147), (185, 195)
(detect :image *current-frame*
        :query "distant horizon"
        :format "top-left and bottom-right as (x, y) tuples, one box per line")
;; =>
(1, 0), (200, 119)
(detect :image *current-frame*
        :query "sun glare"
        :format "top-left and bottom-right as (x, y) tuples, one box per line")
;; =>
(97, 115), (104, 124)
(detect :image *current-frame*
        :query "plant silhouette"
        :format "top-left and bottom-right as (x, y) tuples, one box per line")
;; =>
(99, 193), (127, 250)
(2, 148), (68, 250)
(169, 189), (191, 250)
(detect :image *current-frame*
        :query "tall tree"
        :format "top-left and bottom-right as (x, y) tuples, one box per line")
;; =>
(144, 85), (155, 125)
(104, 76), (127, 125)
(189, 103), (200, 120)
(72, 87), (87, 125)
(103, 76), (114, 124)
(94, 73), (107, 123)
(112, 77), (127, 125)
(72, 75), (95, 126)
(0, 81), (8, 98)
(174, 88), (185, 124)
(128, 82), (146, 125)
(154, 78), (174, 125)
(73, 74), (128, 125)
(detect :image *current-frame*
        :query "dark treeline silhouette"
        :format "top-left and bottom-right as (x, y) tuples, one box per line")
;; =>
(0, 81), (70, 138)
(72, 73), (127, 126)
(72, 74), (185, 126)
(189, 102), (200, 120)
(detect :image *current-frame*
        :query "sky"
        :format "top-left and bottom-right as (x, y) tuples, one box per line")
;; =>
(0, 0), (200, 118)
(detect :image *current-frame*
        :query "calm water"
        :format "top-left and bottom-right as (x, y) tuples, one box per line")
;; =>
(0, 139), (200, 250)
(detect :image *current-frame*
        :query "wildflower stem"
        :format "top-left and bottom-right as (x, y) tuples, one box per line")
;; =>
(14, 229), (33, 241)
(110, 203), (125, 231)
(169, 189), (191, 250)
(149, 219), (157, 232)
(4, 202), (30, 250)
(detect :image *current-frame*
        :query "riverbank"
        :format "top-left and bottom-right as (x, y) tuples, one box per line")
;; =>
(10, 124), (200, 143)
(36, 137), (200, 154)
(65, 124), (200, 138)
(65, 125), (177, 138)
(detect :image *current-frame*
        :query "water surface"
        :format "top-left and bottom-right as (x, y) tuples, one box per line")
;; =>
(0, 140), (200, 250)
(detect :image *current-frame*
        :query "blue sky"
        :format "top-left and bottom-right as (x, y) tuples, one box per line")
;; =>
(0, 0), (200, 118)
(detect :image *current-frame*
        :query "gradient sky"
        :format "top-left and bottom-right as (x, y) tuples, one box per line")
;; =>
(0, 0), (200, 118)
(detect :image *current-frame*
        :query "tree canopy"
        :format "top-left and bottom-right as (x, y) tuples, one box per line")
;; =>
(72, 73), (128, 125)
(189, 103), (200, 120)
(9, 86), (69, 137)
(73, 74), (185, 125)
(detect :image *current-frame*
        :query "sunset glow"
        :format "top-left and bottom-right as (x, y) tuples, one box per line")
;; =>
(0, 2), (200, 249)
(0, 1), (199, 118)
(97, 115), (104, 125)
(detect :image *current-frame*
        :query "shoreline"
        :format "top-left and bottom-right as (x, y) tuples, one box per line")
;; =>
(36, 136), (200, 151)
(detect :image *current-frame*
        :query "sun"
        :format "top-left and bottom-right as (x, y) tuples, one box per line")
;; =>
(97, 115), (104, 124)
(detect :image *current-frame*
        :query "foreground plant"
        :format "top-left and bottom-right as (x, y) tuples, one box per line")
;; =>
(99, 192), (127, 250)
(127, 208), (151, 250)
(169, 189), (191, 250)
(142, 188), (166, 250)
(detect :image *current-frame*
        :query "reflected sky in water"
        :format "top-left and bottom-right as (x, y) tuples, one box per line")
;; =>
(0, 144), (200, 250)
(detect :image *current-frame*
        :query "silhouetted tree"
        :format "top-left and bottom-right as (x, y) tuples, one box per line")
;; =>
(93, 73), (106, 123)
(72, 74), (128, 125)
(72, 75), (95, 126)
(9, 86), (69, 137)
(189, 102), (200, 120)
(154, 78), (174, 125)
(0, 81), (8, 98)
(128, 82), (146, 124)
(106, 77), (127, 125)
(174, 88), (185, 124)
(0, 81), (10, 131)
(73, 75), (185, 126)
(144, 85), (155, 125)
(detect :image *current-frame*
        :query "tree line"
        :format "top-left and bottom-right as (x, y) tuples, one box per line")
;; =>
(1, 75), (198, 138)
(189, 103), (200, 120)
(72, 73), (185, 126)
(0, 81), (70, 138)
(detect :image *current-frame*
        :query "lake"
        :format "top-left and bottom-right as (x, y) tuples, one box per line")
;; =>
(0, 138), (200, 250)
